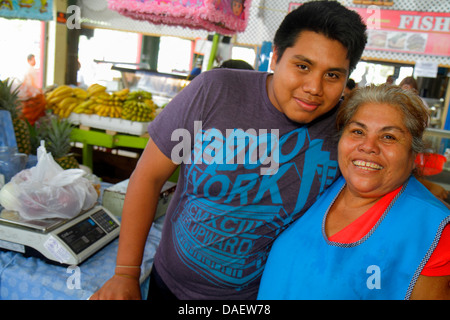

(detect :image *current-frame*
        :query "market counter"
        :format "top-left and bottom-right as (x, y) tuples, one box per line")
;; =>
(0, 181), (165, 300)
(0, 215), (164, 300)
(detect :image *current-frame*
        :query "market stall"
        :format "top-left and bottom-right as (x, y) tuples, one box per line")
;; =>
(47, 83), (157, 170)
(0, 0), (449, 301)
(0, 0), (254, 300)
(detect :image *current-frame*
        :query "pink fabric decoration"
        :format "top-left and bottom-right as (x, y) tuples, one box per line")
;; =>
(108, 0), (251, 35)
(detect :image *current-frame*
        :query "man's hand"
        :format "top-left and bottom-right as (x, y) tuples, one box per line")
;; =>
(90, 275), (141, 300)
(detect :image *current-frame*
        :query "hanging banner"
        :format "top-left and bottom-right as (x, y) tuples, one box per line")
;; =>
(108, 0), (252, 36)
(289, 3), (449, 57)
(352, 0), (394, 5)
(0, 0), (53, 21)
(352, 7), (450, 57)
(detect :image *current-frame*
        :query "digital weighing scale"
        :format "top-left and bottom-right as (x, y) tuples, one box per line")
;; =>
(0, 205), (120, 266)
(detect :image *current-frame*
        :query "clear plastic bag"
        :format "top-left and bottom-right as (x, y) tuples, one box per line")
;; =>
(0, 142), (98, 220)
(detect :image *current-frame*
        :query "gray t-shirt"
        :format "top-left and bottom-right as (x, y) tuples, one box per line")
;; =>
(148, 69), (340, 299)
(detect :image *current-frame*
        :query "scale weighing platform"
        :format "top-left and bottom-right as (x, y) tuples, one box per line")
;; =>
(0, 206), (120, 266)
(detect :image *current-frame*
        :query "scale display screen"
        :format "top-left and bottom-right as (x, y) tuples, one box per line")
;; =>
(57, 209), (119, 254)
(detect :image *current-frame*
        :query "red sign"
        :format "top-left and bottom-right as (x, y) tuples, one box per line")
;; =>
(352, 7), (450, 57)
(56, 11), (67, 24)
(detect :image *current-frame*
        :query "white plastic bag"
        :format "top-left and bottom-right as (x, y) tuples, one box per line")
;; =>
(0, 142), (98, 220)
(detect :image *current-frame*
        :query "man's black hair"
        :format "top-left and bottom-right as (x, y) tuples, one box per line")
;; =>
(273, 0), (367, 72)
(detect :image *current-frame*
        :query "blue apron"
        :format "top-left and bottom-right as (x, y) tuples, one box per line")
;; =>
(258, 176), (450, 300)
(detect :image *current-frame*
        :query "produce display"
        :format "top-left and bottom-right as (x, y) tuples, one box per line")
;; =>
(20, 93), (46, 126)
(46, 85), (88, 118)
(34, 116), (80, 169)
(0, 78), (32, 154)
(121, 90), (157, 122)
(45, 84), (158, 122)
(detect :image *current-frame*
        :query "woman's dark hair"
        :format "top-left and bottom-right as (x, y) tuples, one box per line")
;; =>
(273, 0), (367, 73)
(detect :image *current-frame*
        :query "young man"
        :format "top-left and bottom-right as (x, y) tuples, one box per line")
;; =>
(91, 0), (367, 300)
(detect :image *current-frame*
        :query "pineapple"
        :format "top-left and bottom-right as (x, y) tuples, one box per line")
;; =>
(0, 78), (32, 154)
(38, 116), (79, 169)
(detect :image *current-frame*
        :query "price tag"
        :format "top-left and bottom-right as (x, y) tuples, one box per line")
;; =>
(414, 60), (438, 78)
(44, 236), (72, 264)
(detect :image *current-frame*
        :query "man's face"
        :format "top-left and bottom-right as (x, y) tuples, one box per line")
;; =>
(267, 31), (350, 124)
(28, 56), (36, 67)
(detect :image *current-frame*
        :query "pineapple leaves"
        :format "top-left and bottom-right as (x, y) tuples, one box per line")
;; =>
(34, 116), (74, 158)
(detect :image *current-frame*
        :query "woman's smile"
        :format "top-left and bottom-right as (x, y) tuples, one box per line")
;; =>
(352, 160), (384, 171)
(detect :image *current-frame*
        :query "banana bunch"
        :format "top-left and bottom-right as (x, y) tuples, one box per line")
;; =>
(87, 83), (107, 98)
(92, 88), (129, 118)
(121, 90), (156, 122)
(45, 85), (88, 118)
(71, 83), (108, 114)
(72, 99), (96, 114)
(45, 85), (72, 106)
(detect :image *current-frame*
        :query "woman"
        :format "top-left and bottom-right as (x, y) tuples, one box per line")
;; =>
(258, 84), (450, 300)
(399, 76), (429, 109)
(399, 76), (419, 92)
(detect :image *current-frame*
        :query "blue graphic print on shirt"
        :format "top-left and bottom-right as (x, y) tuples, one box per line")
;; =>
(170, 125), (339, 289)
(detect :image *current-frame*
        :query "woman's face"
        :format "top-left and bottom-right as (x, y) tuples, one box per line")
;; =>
(338, 102), (416, 198)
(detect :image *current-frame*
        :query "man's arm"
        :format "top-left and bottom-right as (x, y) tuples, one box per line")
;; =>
(90, 138), (178, 300)
(416, 176), (449, 201)
(410, 275), (450, 300)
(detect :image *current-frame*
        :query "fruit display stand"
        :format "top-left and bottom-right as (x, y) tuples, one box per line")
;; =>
(44, 83), (163, 171)
(67, 69), (191, 171)
(68, 113), (152, 136)
(70, 121), (180, 183)
(69, 121), (149, 171)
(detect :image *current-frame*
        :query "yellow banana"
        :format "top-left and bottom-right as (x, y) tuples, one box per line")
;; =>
(73, 88), (88, 100)
(75, 102), (95, 114)
(87, 83), (103, 91)
(74, 99), (94, 112)
(94, 104), (107, 115)
(48, 85), (73, 98)
(73, 106), (84, 114)
(114, 88), (129, 97)
(87, 83), (99, 93)
(87, 84), (107, 97)
(47, 92), (73, 105)
(62, 103), (76, 118)
(98, 92), (111, 99)
(56, 107), (65, 117)
(69, 101), (79, 111)
(98, 108), (108, 117)
(60, 97), (77, 109)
